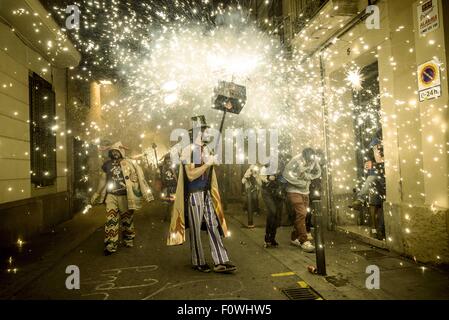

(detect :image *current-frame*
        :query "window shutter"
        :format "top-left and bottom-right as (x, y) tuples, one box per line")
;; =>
(29, 73), (57, 187)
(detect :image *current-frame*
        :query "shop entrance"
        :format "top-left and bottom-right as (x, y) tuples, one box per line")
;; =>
(339, 61), (386, 243)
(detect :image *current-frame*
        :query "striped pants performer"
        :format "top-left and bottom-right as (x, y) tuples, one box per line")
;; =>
(105, 194), (135, 252)
(187, 191), (229, 266)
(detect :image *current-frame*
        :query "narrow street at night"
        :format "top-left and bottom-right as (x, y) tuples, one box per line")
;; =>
(1, 201), (300, 300)
(1, 0), (449, 312)
(1, 200), (448, 300)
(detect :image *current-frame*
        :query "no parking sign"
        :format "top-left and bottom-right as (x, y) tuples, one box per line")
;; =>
(417, 60), (441, 102)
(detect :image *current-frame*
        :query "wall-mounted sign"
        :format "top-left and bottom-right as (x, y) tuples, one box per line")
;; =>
(418, 60), (441, 102)
(418, 0), (439, 35)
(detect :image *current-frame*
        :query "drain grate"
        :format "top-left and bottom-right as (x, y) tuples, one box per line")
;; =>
(281, 287), (321, 300)
(352, 249), (388, 260)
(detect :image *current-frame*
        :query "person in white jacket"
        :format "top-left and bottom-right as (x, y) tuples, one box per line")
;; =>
(282, 148), (321, 253)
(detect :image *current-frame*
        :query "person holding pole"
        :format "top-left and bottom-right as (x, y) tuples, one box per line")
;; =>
(167, 116), (237, 274)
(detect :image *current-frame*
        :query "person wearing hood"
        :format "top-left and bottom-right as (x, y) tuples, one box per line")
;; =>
(166, 116), (236, 274)
(91, 141), (154, 255)
(259, 163), (284, 248)
(349, 130), (385, 211)
(349, 129), (386, 239)
(282, 148), (321, 253)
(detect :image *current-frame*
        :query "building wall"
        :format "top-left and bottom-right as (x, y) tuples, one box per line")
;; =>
(0, 21), (32, 204)
(286, 0), (449, 264)
(0, 21), (71, 245)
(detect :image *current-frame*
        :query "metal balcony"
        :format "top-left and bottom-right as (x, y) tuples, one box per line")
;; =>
(290, 0), (360, 55)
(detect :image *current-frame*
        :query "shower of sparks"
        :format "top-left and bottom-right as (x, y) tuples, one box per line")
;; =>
(46, 0), (323, 151)
(0, 0), (446, 262)
(82, 204), (92, 214)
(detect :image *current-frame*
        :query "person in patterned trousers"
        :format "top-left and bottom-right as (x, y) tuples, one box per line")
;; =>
(91, 141), (153, 255)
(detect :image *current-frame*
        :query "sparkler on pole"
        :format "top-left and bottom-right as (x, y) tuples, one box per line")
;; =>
(152, 143), (161, 176)
(212, 80), (247, 148)
(209, 80), (247, 213)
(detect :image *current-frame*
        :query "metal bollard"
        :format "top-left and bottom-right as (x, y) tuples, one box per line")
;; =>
(247, 190), (254, 227)
(312, 199), (326, 275)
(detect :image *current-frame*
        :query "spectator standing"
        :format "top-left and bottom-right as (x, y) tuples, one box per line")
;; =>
(260, 164), (283, 247)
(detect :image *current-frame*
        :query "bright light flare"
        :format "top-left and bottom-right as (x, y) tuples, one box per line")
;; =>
(346, 68), (364, 90)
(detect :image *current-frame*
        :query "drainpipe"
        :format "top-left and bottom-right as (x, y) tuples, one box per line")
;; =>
(318, 54), (335, 231)
(65, 68), (74, 217)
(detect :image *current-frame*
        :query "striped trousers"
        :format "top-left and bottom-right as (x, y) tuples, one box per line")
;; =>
(105, 194), (135, 252)
(188, 191), (229, 266)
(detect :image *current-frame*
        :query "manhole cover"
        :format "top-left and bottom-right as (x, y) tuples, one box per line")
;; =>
(280, 287), (321, 300)
(353, 249), (387, 260)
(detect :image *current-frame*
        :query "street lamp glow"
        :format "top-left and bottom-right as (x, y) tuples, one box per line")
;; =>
(17, 238), (24, 248)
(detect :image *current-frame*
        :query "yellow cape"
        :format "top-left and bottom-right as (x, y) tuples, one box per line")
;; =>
(166, 164), (228, 246)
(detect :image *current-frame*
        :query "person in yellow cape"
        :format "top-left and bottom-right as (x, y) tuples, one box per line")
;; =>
(167, 116), (237, 273)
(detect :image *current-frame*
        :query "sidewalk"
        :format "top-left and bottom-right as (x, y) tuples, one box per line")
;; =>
(2, 200), (448, 300)
(3, 201), (299, 300)
(0, 206), (105, 299)
(227, 203), (449, 300)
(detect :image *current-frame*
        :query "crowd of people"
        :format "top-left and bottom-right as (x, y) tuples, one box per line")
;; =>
(241, 148), (322, 253)
(240, 129), (386, 250)
(89, 115), (385, 273)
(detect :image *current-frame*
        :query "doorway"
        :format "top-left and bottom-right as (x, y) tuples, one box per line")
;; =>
(339, 61), (386, 244)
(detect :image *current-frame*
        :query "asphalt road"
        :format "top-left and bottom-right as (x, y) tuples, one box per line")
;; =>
(11, 201), (298, 300)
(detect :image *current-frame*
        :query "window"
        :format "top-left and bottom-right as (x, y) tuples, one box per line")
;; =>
(29, 72), (56, 187)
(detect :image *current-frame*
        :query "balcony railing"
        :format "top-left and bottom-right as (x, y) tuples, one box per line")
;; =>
(292, 0), (330, 35)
